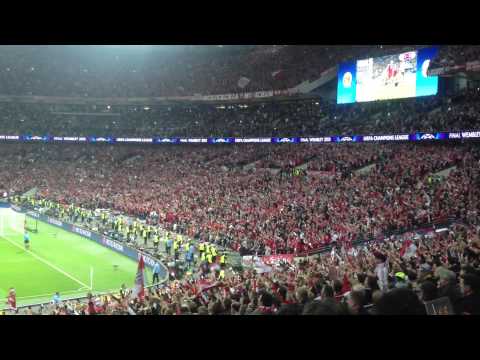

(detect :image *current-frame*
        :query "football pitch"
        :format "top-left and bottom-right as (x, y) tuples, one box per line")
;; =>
(0, 208), (151, 308)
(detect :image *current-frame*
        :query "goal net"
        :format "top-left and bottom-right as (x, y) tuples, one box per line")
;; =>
(25, 215), (38, 233)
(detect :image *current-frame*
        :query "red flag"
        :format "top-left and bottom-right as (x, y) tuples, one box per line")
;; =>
(132, 255), (145, 303)
(399, 240), (412, 257)
(341, 273), (351, 295)
(7, 288), (16, 311)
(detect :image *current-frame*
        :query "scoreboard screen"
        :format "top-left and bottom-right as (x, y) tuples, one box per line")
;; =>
(337, 47), (438, 104)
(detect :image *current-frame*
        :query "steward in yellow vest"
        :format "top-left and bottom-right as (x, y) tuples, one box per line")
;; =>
(206, 253), (213, 264)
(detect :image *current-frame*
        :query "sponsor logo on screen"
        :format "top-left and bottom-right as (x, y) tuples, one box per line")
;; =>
(420, 133), (435, 140)
(72, 226), (92, 238)
(0, 135), (20, 140)
(340, 136), (353, 142)
(116, 138), (153, 143)
(179, 138), (208, 143)
(462, 131), (480, 138)
(47, 217), (63, 227)
(343, 72), (353, 88)
(303, 137), (326, 143)
(363, 134), (409, 141)
(102, 236), (125, 252)
(234, 138), (271, 143)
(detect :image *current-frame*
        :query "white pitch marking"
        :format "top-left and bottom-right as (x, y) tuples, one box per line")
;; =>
(0, 235), (91, 290)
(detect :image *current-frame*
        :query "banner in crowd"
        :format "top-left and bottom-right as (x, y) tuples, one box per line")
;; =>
(261, 254), (295, 266)
(242, 253), (295, 273)
(0, 88), (299, 105)
(200, 89), (295, 102)
(1, 130), (479, 145)
(11, 206), (167, 279)
(241, 256), (272, 273)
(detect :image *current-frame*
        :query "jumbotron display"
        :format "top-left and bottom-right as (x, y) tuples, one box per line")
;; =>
(337, 47), (439, 104)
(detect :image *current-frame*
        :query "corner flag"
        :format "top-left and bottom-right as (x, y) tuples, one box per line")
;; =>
(132, 256), (145, 303)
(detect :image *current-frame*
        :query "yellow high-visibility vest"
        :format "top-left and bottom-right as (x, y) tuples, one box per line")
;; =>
(206, 254), (213, 264)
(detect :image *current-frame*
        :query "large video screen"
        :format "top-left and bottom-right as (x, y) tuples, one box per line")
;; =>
(337, 47), (438, 104)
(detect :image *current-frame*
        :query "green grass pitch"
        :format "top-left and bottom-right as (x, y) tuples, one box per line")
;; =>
(0, 208), (151, 308)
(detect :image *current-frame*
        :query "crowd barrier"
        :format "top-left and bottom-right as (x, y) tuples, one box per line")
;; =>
(0, 130), (479, 145)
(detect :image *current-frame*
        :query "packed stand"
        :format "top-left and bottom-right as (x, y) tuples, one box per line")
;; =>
(430, 45), (480, 69)
(1, 142), (478, 257)
(1, 88), (479, 139)
(8, 222), (480, 315)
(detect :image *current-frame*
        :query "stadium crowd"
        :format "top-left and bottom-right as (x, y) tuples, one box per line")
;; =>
(1, 141), (478, 259)
(0, 45), (440, 98)
(430, 45), (480, 68)
(0, 88), (479, 138)
(1, 120), (479, 315)
(7, 222), (480, 315)
(1, 45), (480, 315)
